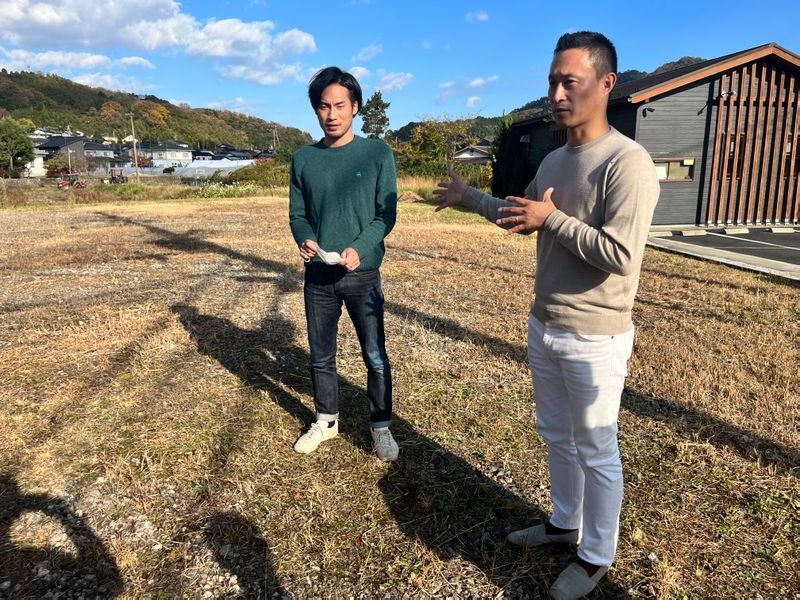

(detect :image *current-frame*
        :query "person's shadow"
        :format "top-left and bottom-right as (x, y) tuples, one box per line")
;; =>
(0, 473), (123, 597)
(204, 512), (283, 598)
(172, 304), (628, 596)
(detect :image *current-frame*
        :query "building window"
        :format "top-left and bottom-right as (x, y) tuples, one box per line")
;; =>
(654, 158), (695, 182)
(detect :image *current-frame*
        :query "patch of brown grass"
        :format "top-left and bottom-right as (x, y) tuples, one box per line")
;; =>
(0, 196), (797, 598)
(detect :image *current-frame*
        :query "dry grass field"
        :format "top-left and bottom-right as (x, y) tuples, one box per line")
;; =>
(0, 192), (798, 599)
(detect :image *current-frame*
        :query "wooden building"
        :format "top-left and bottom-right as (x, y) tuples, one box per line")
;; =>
(510, 43), (800, 226)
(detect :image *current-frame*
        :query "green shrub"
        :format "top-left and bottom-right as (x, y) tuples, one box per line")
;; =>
(197, 182), (261, 198)
(224, 160), (290, 187)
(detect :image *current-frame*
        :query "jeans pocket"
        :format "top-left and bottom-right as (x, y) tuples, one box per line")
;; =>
(572, 332), (612, 343)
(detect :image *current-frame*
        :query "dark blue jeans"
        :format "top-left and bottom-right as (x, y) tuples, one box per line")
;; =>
(303, 265), (392, 427)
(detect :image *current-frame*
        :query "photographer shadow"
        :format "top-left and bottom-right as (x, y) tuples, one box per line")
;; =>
(203, 511), (284, 598)
(0, 474), (122, 597)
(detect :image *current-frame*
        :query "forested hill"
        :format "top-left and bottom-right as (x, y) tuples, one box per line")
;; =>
(0, 69), (312, 152)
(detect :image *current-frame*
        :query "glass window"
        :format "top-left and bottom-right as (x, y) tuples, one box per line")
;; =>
(654, 159), (695, 181)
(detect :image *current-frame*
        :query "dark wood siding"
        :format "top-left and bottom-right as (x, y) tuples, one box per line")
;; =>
(635, 82), (716, 225)
(704, 59), (800, 224)
(608, 105), (637, 139)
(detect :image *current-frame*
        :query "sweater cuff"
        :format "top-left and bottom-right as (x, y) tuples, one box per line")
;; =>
(462, 186), (484, 211)
(542, 209), (569, 233)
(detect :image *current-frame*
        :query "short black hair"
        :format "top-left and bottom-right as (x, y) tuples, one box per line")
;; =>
(554, 31), (618, 77)
(308, 66), (363, 113)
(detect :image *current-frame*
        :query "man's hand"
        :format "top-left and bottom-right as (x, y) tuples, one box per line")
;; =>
(432, 164), (468, 212)
(299, 239), (318, 261)
(495, 187), (556, 235)
(340, 247), (360, 271)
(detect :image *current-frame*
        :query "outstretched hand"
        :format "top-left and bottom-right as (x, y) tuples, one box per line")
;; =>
(432, 164), (468, 212)
(495, 187), (556, 235)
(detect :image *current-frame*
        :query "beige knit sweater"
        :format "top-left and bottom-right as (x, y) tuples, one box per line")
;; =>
(463, 127), (659, 335)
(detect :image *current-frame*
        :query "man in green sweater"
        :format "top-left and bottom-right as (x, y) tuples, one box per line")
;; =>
(434, 33), (659, 599)
(289, 67), (399, 461)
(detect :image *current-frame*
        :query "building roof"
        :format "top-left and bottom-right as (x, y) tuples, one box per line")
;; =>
(139, 140), (192, 151)
(84, 141), (112, 151)
(37, 136), (85, 150)
(512, 42), (800, 128)
(454, 145), (490, 156)
(611, 42), (800, 104)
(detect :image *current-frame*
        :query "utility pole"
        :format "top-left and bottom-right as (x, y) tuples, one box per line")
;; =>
(67, 148), (72, 174)
(126, 111), (140, 183)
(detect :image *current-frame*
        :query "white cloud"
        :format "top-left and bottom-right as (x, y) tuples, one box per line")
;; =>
(421, 40), (432, 50)
(377, 70), (412, 92)
(121, 12), (198, 50)
(0, 46), (110, 70)
(0, 1), (317, 87)
(185, 19), (275, 58)
(465, 10), (489, 23)
(205, 96), (256, 113)
(349, 66), (370, 81)
(439, 81), (455, 89)
(218, 63), (305, 86)
(466, 95), (481, 108)
(71, 72), (150, 92)
(0, 1), (196, 48)
(352, 43), (382, 62)
(118, 56), (155, 69)
(468, 74), (499, 88)
(274, 29), (316, 56)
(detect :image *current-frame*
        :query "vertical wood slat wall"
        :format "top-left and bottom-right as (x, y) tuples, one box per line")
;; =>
(706, 60), (800, 224)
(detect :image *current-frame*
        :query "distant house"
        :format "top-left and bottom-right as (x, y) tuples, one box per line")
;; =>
(138, 140), (193, 167)
(36, 137), (86, 174)
(453, 144), (491, 165)
(192, 150), (216, 161)
(83, 141), (116, 174)
(37, 136), (85, 157)
(24, 148), (48, 177)
(509, 42), (800, 226)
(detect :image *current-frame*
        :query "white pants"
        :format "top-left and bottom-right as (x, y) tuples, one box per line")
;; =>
(527, 315), (634, 567)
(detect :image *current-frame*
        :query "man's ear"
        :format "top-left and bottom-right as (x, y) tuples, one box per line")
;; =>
(602, 72), (617, 96)
(352, 101), (359, 116)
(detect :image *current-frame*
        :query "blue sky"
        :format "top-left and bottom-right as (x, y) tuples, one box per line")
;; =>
(1, 0), (799, 141)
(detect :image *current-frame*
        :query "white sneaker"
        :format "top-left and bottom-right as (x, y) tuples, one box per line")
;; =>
(293, 420), (338, 454)
(371, 428), (399, 461)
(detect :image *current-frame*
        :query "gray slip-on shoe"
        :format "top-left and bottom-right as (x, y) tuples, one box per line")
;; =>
(506, 523), (580, 547)
(549, 562), (608, 599)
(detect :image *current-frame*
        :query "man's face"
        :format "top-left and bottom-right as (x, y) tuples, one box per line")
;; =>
(548, 48), (614, 129)
(315, 83), (358, 140)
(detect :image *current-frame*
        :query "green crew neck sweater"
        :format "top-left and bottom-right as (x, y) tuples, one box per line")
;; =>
(289, 135), (397, 272)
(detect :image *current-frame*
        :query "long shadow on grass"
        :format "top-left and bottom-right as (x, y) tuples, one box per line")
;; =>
(93, 211), (293, 274)
(172, 304), (627, 597)
(385, 301), (800, 477)
(204, 512), (284, 598)
(97, 210), (799, 475)
(0, 473), (123, 597)
(387, 243), (533, 278)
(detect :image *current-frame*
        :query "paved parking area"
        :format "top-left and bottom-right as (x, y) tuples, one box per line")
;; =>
(647, 228), (800, 281)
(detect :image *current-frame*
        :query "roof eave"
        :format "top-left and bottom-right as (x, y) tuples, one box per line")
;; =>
(628, 44), (800, 103)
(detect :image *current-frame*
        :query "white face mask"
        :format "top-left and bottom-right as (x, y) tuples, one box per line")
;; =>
(315, 247), (342, 265)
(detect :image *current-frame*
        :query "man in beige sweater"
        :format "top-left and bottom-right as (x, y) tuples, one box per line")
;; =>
(434, 32), (659, 599)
